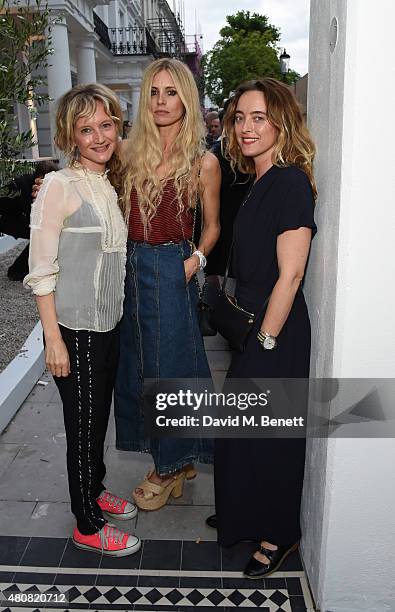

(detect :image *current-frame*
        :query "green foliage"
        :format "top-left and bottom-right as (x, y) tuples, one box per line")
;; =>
(203, 10), (300, 106)
(221, 11), (280, 40)
(0, 0), (55, 194)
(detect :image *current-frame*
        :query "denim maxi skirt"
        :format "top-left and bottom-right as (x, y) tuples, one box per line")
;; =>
(114, 240), (213, 474)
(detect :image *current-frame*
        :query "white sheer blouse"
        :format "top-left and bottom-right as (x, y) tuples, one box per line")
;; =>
(24, 166), (127, 332)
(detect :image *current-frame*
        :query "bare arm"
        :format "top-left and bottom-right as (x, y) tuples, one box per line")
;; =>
(25, 174), (71, 377)
(260, 227), (312, 337)
(36, 294), (70, 377)
(184, 151), (221, 282)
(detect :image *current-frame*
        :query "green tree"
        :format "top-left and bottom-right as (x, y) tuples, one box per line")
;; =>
(203, 10), (299, 107)
(0, 0), (55, 194)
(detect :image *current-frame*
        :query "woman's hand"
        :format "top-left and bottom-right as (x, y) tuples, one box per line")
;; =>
(32, 177), (43, 200)
(45, 337), (71, 378)
(35, 296), (69, 377)
(184, 255), (200, 284)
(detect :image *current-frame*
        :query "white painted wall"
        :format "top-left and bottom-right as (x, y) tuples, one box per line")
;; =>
(0, 322), (45, 435)
(0, 236), (18, 254)
(302, 1), (395, 610)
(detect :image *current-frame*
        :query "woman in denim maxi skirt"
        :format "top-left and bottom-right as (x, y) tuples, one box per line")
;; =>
(114, 58), (221, 511)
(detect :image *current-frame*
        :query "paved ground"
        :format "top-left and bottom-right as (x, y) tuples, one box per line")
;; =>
(0, 241), (37, 372)
(0, 333), (314, 611)
(0, 334), (232, 540)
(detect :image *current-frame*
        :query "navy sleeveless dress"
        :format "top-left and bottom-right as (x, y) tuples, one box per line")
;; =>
(214, 165), (317, 546)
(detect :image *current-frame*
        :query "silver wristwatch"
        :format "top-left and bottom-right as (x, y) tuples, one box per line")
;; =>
(257, 330), (277, 350)
(193, 249), (207, 270)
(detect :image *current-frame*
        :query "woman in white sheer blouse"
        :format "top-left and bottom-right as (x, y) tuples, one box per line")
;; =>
(24, 83), (141, 558)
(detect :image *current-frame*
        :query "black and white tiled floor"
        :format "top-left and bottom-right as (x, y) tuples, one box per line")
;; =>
(0, 536), (314, 611)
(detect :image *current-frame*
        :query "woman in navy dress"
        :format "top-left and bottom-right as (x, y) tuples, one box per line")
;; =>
(213, 78), (317, 577)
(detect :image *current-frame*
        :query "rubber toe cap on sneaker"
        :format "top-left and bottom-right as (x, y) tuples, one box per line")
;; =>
(126, 534), (141, 553)
(123, 501), (138, 518)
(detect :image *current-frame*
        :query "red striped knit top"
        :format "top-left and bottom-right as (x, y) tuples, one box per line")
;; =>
(128, 180), (194, 244)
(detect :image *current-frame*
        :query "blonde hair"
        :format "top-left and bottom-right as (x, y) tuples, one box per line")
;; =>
(120, 58), (206, 228)
(223, 78), (317, 198)
(55, 83), (124, 196)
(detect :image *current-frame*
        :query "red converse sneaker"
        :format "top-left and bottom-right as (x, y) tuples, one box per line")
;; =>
(73, 524), (141, 557)
(97, 490), (138, 520)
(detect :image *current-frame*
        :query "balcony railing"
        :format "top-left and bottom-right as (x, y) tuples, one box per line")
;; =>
(93, 12), (185, 59)
(145, 27), (159, 57)
(109, 26), (160, 56)
(93, 12), (112, 51)
(146, 16), (185, 60)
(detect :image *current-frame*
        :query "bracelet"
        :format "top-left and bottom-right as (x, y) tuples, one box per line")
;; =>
(193, 249), (207, 270)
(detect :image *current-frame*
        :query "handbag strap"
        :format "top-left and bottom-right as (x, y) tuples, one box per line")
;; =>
(191, 156), (204, 299)
(221, 237), (234, 293)
(221, 182), (254, 292)
(191, 155), (204, 245)
(221, 182), (270, 321)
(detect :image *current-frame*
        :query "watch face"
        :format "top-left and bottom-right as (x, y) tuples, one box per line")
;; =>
(263, 336), (276, 350)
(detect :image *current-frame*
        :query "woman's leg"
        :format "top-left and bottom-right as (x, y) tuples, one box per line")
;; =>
(94, 325), (120, 488)
(54, 326), (116, 534)
(147, 242), (212, 475)
(114, 243), (147, 453)
(53, 325), (140, 556)
(129, 242), (212, 508)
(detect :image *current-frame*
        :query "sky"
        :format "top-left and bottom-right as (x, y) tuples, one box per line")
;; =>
(182, 0), (311, 76)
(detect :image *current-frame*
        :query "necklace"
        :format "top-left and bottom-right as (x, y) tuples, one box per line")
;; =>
(241, 183), (254, 207)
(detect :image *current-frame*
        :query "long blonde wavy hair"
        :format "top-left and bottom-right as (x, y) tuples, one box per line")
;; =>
(120, 58), (206, 228)
(223, 78), (317, 198)
(55, 83), (124, 197)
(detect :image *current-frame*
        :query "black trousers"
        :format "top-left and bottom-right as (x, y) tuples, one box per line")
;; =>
(7, 243), (29, 280)
(53, 324), (120, 535)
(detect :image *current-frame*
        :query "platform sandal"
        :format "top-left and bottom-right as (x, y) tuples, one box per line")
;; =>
(183, 463), (197, 480)
(132, 470), (186, 511)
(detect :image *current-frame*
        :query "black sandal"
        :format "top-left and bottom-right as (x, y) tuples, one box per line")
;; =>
(205, 514), (217, 529)
(243, 542), (299, 579)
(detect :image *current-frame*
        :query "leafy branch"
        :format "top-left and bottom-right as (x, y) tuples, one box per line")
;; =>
(0, 0), (56, 161)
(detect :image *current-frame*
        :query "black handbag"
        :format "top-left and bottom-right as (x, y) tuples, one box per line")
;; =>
(189, 167), (218, 337)
(209, 240), (270, 352)
(197, 279), (219, 336)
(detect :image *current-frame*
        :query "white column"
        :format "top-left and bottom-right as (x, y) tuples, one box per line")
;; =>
(47, 16), (72, 156)
(16, 103), (39, 159)
(301, 1), (395, 611)
(47, 17), (72, 104)
(76, 39), (97, 84)
(131, 86), (141, 120)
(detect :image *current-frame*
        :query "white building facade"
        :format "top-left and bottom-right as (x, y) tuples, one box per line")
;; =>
(25, 0), (191, 157)
(301, 1), (395, 610)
